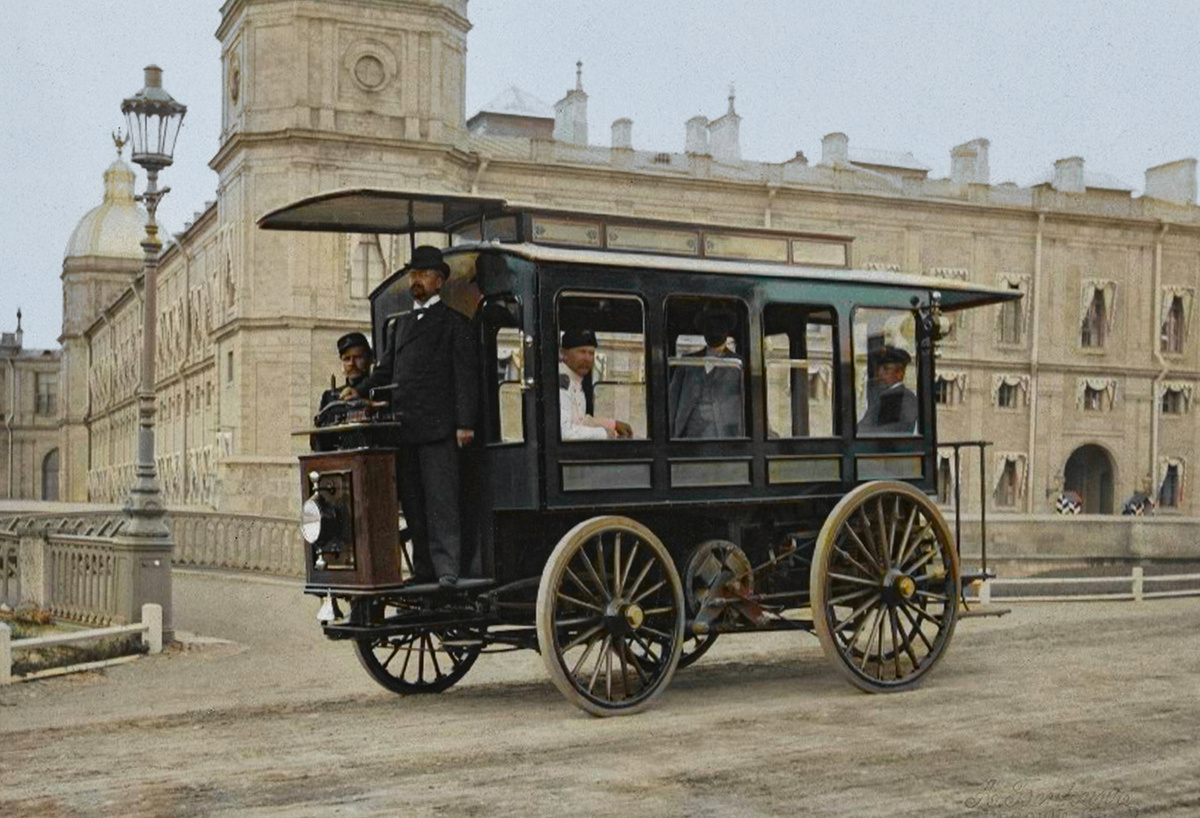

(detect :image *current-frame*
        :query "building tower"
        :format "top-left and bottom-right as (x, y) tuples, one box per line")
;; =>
(60, 137), (147, 501)
(209, 0), (472, 512)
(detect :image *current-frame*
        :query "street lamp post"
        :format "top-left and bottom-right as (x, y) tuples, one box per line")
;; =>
(118, 65), (186, 638)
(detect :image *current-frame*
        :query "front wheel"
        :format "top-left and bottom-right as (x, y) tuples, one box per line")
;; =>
(536, 516), (685, 717)
(811, 481), (959, 693)
(354, 627), (481, 694)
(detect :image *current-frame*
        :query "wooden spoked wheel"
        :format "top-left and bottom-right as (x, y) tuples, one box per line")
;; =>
(811, 481), (959, 693)
(354, 627), (481, 694)
(536, 516), (685, 717)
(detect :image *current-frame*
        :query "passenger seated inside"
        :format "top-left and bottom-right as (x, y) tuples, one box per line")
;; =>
(858, 345), (918, 435)
(668, 304), (744, 439)
(559, 329), (633, 440)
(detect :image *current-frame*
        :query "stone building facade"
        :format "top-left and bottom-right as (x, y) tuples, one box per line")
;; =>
(1, 313), (61, 501)
(53, 0), (1200, 519)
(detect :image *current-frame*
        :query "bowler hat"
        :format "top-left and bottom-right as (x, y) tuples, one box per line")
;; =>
(694, 303), (737, 335)
(404, 245), (451, 277)
(337, 331), (371, 356)
(561, 328), (598, 349)
(878, 345), (912, 366)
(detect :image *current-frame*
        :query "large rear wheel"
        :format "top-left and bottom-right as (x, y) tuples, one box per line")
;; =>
(811, 481), (958, 693)
(536, 516), (685, 717)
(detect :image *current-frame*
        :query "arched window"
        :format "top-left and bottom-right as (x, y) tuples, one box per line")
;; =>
(41, 449), (60, 502)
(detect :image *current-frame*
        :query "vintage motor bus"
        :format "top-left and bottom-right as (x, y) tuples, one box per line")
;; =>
(259, 190), (1018, 716)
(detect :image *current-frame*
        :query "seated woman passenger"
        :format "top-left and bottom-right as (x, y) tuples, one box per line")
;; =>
(559, 329), (633, 440)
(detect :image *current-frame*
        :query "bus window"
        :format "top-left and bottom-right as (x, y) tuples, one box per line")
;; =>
(556, 292), (647, 441)
(665, 296), (748, 440)
(763, 304), (837, 438)
(481, 296), (524, 444)
(853, 307), (920, 437)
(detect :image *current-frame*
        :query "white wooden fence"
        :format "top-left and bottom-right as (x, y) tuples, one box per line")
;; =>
(972, 567), (1200, 604)
(0, 602), (162, 684)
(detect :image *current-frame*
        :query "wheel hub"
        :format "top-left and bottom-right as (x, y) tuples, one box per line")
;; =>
(882, 568), (916, 604)
(605, 598), (643, 636)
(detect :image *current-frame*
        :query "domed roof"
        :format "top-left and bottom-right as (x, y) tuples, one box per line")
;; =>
(64, 158), (147, 260)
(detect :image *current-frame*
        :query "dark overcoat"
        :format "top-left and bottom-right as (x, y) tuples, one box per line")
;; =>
(360, 301), (479, 443)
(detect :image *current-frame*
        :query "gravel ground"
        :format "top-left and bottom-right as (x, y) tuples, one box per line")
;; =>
(1, 570), (1197, 817)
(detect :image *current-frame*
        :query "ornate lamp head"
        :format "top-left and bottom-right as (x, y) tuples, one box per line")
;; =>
(120, 65), (187, 173)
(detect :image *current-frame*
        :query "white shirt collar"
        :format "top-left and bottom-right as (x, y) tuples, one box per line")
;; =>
(414, 294), (441, 310)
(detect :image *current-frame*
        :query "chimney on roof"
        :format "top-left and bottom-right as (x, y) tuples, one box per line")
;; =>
(1053, 156), (1085, 193)
(821, 132), (849, 167)
(14, 308), (22, 349)
(611, 118), (632, 150)
(707, 85), (741, 163)
(950, 138), (990, 185)
(553, 60), (588, 146)
(685, 115), (709, 155)
(1144, 158), (1197, 206)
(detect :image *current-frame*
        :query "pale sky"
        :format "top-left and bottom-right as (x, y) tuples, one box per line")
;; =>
(2, 0), (1197, 349)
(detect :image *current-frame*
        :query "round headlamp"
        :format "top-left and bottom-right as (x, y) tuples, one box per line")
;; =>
(301, 497), (327, 544)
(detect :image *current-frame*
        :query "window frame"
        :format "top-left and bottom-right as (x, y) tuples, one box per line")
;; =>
(760, 301), (840, 441)
(851, 305), (922, 439)
(662, 294), (753, 442)
(553, 289), (650, 445)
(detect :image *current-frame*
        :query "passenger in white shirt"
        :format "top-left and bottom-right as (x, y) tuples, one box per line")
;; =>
(559, 329), (633, 440)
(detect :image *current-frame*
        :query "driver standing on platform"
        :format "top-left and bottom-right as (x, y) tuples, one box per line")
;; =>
(320, 331), (373, 409)
(347, 246), (479, 589)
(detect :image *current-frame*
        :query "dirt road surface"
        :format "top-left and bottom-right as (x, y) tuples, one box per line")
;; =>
(2, 571), (1197, 817)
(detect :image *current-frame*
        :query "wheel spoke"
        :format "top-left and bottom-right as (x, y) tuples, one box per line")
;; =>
(639, 624), (674, 641)
(833, 544), (878, 581)
(623, 639), (651, 684)
(633, 578), (667, 604)
(900, 598), (943, 628)
(563, 622), (605, 651)
(626, 558), (655, 601)
(893, 606), (922, 669)
(897, 522), (935, 570)
(843, 522), (882, 573)
(605, 639), (614, 700)
(888, 604), (903, 679)
(557, 591), (604, 612)
(587, 635), (611, 695)
(595, 539), (610, 596)
(417, 634), (428, 684)
(897, 603), (934, 653)
(565, 566), (602, 603)
(856, 606), (884, 671)
(578, 544), (611, 603)
(829, 587), (874, 606)
(399, 637), (416, 679)
(902, 546), (937, 576)
(617, 636), (631, 696)
(832, 592), (881, 633)
(379, 642), (401, 670)
(828, 571), (881, 588)
(915, 589), (949, 603)
(620, 542), (640, 596)
(895, 503), (918, 568)
(613, 532), (623, 595)
(874, 498), (891, 570)
(641, 606), (674, 616)
(570, 633), (601, 677)
(428, 636), (444, 679)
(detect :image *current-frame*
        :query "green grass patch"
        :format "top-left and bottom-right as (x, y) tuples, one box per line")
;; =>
(2, 612), (148, 677)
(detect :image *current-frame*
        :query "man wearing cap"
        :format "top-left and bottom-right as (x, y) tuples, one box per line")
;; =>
(668, 304), (745, 439)
(559, 329), (633, 440)
(350, 245), (479, 588)
(320, 331), (373, 409)
(858, 345), (918, 435)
